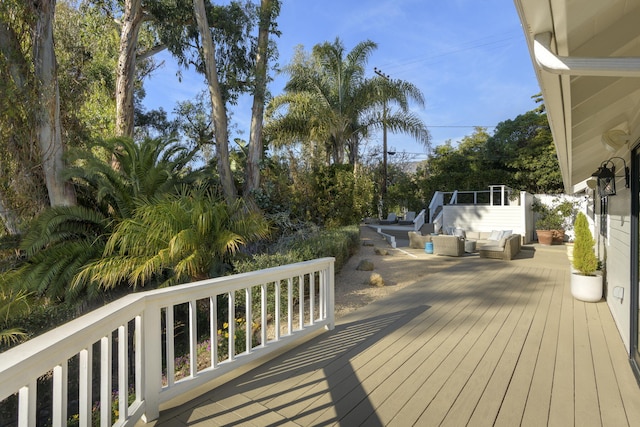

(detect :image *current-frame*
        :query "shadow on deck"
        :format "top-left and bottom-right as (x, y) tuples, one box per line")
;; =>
(147, 236), (640, 426)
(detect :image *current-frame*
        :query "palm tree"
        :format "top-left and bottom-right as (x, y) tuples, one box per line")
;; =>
(13, 136), (206, 302)
(14, 206), (110, 302)
(65, 136), (203, 219)
(266, 38), (430, 167)
(73, 188), (271, 290)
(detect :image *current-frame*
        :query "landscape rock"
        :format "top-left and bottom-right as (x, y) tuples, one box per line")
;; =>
(356, 259), (374, 271)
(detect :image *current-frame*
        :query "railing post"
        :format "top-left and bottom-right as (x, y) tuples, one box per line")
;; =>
(326, 261), (335, 330)
(52, 362), (68, 427)
(118, 324), (129, 422)
(142, 305), (161, 423)
(79, 347), (92, 426)
(100, 335), (112, 427)
(18, 380), (36, 427)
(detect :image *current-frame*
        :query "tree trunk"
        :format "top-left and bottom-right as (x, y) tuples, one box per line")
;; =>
(115, 0), (144, 139)
(193, 0), (237, 204)
(244, 0), (273, 200)
(32, 0), (76, 207)
(0, 191), (21, 235)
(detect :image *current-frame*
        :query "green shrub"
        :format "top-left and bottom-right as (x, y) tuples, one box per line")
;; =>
(234, 225), (360, 274)
(532, 197), (577, 230)
(572, 212), (598, 275)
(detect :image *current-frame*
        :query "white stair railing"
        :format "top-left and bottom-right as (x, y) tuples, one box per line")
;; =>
(413, 209), (426, 231)
(428, 192), (444, 223)
(0, 258), (335, 427)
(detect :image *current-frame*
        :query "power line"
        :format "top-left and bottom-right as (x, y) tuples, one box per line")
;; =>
(378, 30), (523, 74)
(427, 125), (497, 128)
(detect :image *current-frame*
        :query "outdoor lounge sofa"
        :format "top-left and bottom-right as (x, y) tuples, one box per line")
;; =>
(467, 231), (521, 260)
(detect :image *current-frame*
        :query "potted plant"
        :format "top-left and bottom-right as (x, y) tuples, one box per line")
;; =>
(570, 212), (602, 302)
(532, 198), (577, 245)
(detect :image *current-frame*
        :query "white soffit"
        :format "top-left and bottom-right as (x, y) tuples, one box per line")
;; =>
(514, 0), (640, 190)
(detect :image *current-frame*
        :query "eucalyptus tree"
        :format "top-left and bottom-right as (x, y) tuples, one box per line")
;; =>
(266, 38), (430, 168)
(0, 0), (76, 217)
(32, 0), (77, 207)
(0, 0), (118, 234)
(192, 0), (280, 204)
(244, 0), (279, 199)
(0, 0), (38, 234)
(105, 0), (280, 204)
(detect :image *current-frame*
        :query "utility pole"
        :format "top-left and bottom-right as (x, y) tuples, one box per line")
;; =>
(374, 67), (390, 218)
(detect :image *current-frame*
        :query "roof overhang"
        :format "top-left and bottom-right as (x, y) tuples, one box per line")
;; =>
(513, 0), (640, 193)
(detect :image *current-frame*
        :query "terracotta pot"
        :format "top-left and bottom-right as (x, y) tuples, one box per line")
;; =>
(552, 229), (565, 244)
(536, 229), (553, 245)
(536, 229), (564, 245)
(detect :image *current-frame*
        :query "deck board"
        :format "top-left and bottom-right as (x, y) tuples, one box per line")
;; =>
(548, 271), (575, 427)
(574, 298), (602, 427)
(148, 244), (640, 427)
(521, 268), (564, 425)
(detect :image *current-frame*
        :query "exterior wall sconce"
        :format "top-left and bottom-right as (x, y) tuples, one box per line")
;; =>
(601, 129), (630, 152)
(591, 156), (630, 196)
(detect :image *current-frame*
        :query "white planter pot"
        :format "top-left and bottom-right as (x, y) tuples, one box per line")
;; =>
(571, 271), (603, 302)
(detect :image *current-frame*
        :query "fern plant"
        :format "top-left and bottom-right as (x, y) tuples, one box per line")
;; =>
(572, 212), (598, 275)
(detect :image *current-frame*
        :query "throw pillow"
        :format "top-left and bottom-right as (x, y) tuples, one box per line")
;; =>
(501, 230), (513, 238)
(489, 230), (502, 241)
(454, 228), (466, 239)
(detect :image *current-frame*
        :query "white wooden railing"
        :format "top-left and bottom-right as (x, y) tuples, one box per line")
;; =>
(0, 258), (335, 427)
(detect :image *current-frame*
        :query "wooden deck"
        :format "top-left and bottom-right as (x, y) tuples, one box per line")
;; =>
(147, 244), (640, 426)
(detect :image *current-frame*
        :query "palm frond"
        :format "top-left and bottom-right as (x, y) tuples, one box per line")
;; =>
(0, 328), (27, 346)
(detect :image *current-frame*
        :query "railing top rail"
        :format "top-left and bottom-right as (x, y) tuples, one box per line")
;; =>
(145, 257), (335, 306)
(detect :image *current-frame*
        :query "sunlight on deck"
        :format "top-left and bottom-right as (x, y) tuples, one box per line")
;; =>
(147, 244), (640, 426)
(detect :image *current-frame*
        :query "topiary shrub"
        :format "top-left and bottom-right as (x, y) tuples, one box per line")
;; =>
(572, 212), (598, 275)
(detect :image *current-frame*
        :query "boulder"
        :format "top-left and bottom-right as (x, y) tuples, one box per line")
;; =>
(356, 259), (374, 271)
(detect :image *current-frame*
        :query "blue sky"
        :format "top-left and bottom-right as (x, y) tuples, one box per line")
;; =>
(143, 0), (540, 160)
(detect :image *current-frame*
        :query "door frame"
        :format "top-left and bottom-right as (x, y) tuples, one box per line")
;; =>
(630, 147), (640, 382)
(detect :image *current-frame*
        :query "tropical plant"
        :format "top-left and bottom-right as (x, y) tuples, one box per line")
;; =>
(267, 38), (429, 167)
(12, 136), (204, 302)
(73, 188), (271, 291)
(65, 136), (202, 219)
(12, 206), (110, 302)
(531, 198), (577, 230)
(572, 212), (598, 275)
(0, 288), (31, 346)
